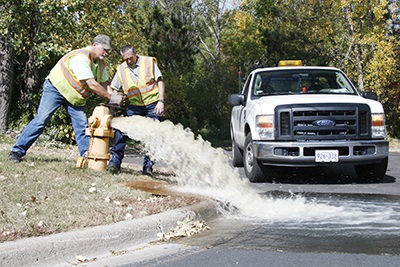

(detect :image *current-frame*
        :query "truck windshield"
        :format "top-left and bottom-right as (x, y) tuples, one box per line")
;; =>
(252, 69), (358, 97)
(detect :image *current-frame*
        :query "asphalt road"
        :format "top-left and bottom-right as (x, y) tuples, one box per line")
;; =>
(80, 151), (400, 267)
(250, 151), (400, 196)
(82, 243), (400, 267)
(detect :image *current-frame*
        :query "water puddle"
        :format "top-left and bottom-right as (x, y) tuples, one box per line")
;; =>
(112, 117), (400, 227)
(126, 180), (171, 196)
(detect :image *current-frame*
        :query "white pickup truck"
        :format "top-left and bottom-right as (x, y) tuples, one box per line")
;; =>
(228, 60), (389, 182)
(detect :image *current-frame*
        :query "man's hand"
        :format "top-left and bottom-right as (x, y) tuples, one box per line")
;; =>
(154, 101), (164, 115)
(109, 91), (129, 108)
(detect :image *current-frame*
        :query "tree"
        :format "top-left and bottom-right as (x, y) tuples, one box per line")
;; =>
(0, 1), (16, 132)
(186, 0), (241, 140)
(240, 0), (400, 137)
(4, 0), (400, 141)
(4, 0), (126, 131)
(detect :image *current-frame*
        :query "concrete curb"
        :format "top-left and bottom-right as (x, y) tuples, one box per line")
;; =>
(0, 200), (217, 267)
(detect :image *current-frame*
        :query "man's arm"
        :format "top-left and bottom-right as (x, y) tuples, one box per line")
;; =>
(154, 78), (165, 115)
(157, 78), (165, 100)
(86, 78), (111, 100)
(106, 84), (114, 94)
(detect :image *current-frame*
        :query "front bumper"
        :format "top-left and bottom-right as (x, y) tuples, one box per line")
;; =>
(253, 139), (389, 167)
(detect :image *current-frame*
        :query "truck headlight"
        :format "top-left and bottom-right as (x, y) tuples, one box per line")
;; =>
(371, 113), (387, 138)
(256, 115), (274, 140)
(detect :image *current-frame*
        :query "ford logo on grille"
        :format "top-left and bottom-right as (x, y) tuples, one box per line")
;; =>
(313, 119), (336, 127)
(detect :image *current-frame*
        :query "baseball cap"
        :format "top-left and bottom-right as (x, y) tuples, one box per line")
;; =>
(93, 34), (112, 50)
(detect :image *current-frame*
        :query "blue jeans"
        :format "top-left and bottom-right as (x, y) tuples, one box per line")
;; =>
(109, 102), (159, 170)
(11, 79), (89, 157)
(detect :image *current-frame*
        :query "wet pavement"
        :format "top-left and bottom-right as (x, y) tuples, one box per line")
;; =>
(76, 138), (400, 267)
(175, 193), (400, 256)
(125, 151), (400, 259)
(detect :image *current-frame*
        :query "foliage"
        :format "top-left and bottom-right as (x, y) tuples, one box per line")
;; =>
(129, 0), (199, 129)
(242, 0), (400, 137)
(3, 0), (400, 142)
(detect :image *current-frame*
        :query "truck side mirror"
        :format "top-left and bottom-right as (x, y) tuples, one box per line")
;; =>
(360, 91), (378, 101)
(228, 94), (245, 106)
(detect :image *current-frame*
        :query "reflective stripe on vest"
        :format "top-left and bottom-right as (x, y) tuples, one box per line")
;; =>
(59, 48), (106, 99)
(116, 56), (159, 106)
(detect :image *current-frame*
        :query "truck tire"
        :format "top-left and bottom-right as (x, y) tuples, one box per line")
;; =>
(354, 157), (388, 183)
(232, 138), (244, 167)
(243, 133), (272, 182)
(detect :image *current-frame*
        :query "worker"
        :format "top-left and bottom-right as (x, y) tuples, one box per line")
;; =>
(9, 34), (125, 162)
(107, 44), (165, 175)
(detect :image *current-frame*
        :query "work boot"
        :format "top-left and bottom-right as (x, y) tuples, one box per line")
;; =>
(106, 162), (121, 174)
(9, 151), (22, 162)
(142, 167), (154, 177)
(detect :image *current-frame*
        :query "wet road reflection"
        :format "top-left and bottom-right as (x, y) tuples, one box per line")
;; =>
(174, 193), (400, 256)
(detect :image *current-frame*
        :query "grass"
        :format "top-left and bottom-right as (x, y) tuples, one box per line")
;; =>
(0, 133), (200, 243)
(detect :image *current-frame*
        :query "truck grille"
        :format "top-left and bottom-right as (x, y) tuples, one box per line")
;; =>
(276, 104), (371, 140)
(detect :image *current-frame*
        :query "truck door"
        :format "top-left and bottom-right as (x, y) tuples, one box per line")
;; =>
(233, 74), (252, 146)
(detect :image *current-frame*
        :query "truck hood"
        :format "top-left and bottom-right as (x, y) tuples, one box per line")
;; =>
(255, 94), (385, 114)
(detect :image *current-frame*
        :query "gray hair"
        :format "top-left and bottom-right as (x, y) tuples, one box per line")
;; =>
(120, 44), (135, 55)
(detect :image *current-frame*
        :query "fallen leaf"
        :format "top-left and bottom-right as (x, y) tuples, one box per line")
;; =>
(75, 255), (87, 262)
(111, 250), (127, 256)
(75, 255), (97, 263)
(157, 216), (210, 241)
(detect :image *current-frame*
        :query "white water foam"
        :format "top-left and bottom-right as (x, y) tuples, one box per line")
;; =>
(112, 116), (398, 224)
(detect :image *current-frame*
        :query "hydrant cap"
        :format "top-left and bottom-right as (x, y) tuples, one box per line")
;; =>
(88, 116), (100, 128)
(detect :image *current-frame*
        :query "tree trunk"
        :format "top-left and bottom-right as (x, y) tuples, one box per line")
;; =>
(21, 5), (41, 110)
(22, 46), (40, 109)
(0, 36), (14, 133)
(355, 44), (364, 91)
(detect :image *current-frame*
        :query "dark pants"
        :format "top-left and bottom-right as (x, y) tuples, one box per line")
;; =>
(109, 102), (158, 170)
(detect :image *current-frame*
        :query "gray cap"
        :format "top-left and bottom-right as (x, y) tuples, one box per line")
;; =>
(93, 34), (112, 50)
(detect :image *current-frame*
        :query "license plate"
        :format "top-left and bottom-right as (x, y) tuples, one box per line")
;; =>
(315, 150), (339, 162)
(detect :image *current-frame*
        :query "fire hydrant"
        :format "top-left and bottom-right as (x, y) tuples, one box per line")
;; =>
(76, 104), (114, 171)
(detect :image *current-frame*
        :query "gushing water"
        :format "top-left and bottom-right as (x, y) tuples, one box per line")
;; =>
(112, 117), (400, 226)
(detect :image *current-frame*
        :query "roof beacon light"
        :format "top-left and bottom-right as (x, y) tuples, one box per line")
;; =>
(278, 60), (303, 67)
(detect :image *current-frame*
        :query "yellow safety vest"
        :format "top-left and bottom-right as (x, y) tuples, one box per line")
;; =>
(47, 47), (106, 106)
(116, 56), (159, 106)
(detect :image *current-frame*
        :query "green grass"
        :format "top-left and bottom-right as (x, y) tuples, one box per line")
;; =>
(0, 134), (199, 243)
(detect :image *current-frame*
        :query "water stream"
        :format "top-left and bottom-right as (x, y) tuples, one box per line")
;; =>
(111, 117), (400, 229)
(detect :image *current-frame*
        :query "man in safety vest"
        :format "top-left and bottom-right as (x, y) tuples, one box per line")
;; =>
(107, 44), (165, 175)
(9, 34), (125, 163)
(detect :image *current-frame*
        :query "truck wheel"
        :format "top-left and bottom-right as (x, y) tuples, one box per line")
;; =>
(232, 138), (244, 167)
(354, 157), (388, 183)
(244, 133), (271, 182)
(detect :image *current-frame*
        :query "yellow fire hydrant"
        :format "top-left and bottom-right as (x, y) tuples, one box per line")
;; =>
(76, 104), (114, 171)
